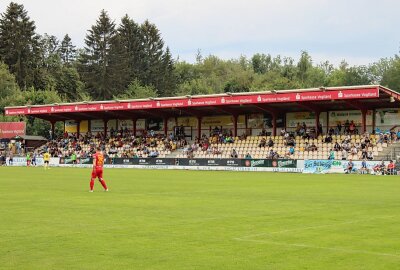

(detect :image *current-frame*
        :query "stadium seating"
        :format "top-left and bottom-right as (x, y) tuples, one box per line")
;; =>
(177, 134), (390, 160)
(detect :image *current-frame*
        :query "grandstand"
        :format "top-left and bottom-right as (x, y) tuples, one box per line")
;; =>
(4, 85), (400, 162)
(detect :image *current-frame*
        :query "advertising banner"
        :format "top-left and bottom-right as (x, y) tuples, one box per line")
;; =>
(0, 122), (26, 138)
(303, 159), (385, 174)
(6, 157), (59, 166)
(65, 120), (88, 133)
(328, 110), (373, 126)
(118, 120), (133, 130)
(243, 159), (297, 168)
(6, 87), (380, 116)
(286, 112), (327, 128)
(200, 115), (245, 128)
(375, 109), (400, 128)
(59, 157), (93, 165)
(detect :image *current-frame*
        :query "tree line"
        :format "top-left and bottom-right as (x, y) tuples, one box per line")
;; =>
(0, 2), (400, 136)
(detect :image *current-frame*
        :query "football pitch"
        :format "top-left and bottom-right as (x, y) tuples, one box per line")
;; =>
(1, 167), (399, 270)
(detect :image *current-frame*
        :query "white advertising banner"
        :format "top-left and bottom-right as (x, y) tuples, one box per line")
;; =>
(328, 110), (373, 126)
(286, 112), (327, 128)
(375, 109), (400, 127)
(118, 120), (133, 130)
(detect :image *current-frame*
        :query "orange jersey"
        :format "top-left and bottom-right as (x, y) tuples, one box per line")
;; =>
(93, 153), (105, 168)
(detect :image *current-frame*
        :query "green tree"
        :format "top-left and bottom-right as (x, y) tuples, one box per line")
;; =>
(0, 2), (40, 89)
(0, 61), (21, 113)
(115, 79), (157, 99)
(140, 20), (175, 96)
(59, 34), (77, 65)
(297, 51), (312, 84)
(117, 15), (143, 84)
(251, 53), (271, 74)
(381, 56), (400, 92)
(79, 10), (128, 100)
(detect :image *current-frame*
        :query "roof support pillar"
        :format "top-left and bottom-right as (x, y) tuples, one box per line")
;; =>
(315, 111), (320, 136)
(372, 109), (376, 134)
(50, 121), (56, 140)
(272, 113), (277, 137)
(132, 119), (137, 136)
(197, 116), (202, 139)
(233, 115), (238, 137)
(103, 119), (108, 139)
(163, 117), (168, 136)
(361, 109), (367, 133)
(76, 120), (81, 138)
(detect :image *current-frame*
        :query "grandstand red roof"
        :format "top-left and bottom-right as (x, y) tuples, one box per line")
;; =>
(4, 85), (400, 122)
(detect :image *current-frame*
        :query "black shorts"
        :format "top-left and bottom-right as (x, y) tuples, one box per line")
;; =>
(44, 160), (49, 164)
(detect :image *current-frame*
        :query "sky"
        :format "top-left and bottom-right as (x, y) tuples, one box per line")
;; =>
(1, 0), (399, 66)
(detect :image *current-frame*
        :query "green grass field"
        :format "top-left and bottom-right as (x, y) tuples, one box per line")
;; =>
(1, 167), (400, 270)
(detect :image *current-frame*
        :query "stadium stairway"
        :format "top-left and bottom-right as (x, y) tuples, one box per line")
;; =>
(374, 141), (400, 161)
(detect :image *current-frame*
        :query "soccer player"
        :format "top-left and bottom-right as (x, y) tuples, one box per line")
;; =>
(32, 152), (37, 166)
(43, 151), (51, 170)
(26, 152), (31, 167)
(90, 147), (108, 192)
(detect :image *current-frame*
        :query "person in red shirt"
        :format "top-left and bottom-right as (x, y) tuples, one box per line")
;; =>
(89, 147), (108, 192)
(387, 160), (395, 175)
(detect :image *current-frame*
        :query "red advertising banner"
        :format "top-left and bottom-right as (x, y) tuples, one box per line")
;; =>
(4, 87), (380, 116)
(0, 122), (26, 138)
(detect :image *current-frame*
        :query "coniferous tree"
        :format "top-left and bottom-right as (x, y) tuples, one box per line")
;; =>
(79, 10), (127, 100)
(59, 34), (76, 65)
(140, 20), (176, 96)
(0, 2), (40, 89)
(117, 15), (143, 86)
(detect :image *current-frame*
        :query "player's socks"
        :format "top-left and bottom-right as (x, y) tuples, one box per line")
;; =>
(99, 179), (108, 190)
(90, 179), (95, 191)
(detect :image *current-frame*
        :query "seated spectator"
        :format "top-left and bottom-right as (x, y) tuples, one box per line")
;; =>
(345, 159), (354, 174)
(259, 138), (266, 148)
(245, 153), (252, 159)
(341, 149), (348, 160)
(212, 147), (221, 155)
(310, 143), (318, 152)
(324, 135), (333, 143)
(148, 150), (159, 157)
(267, 138), (274, 147)
(287, 146), (295, 156)
(230, 149), (238, 158)
(367, 151), (374, 160)
(334, 142), (341, 151)
(361, 149), (368, 159)
(268, 149), (274, 159)
(328, 149), (335, 160)
(378, 161), (386, 175)
(387, 160), (395, 175)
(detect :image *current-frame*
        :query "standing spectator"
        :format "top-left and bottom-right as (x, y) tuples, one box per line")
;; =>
(8, 152), (13, 166)
(360, 159), (368, 174)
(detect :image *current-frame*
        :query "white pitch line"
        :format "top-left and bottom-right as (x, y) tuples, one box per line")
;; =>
(233, 238), (400, 259)
(238, 215), (396, 239)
